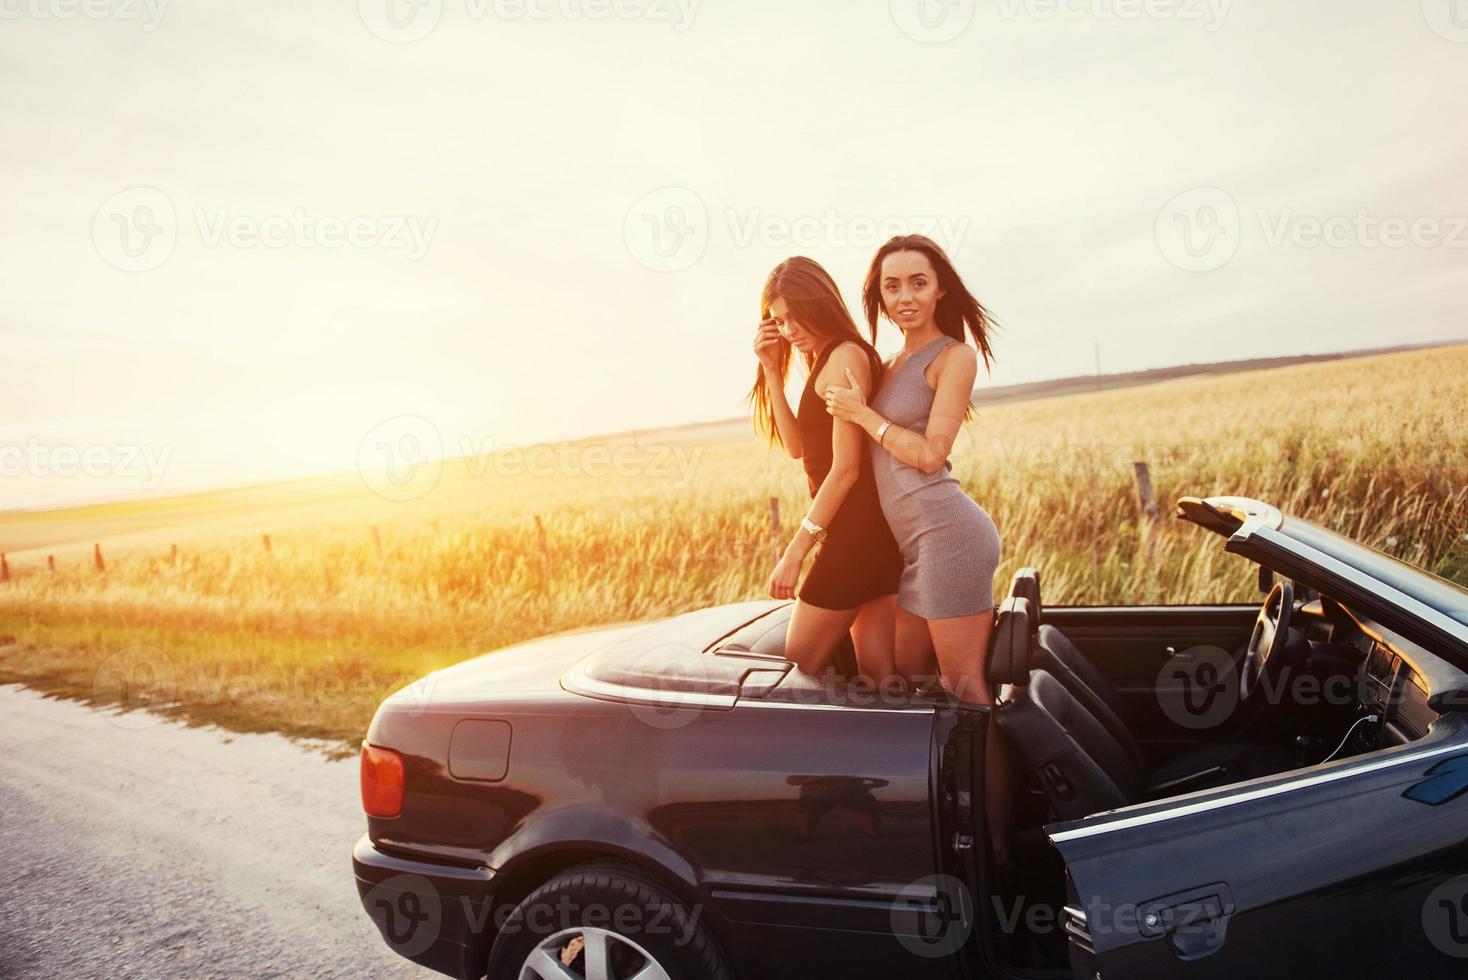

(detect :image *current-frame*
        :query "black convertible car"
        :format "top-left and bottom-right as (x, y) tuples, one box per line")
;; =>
(353, 495), (1468, 979)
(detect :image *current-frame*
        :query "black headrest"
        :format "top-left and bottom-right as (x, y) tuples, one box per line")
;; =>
(989, 597), (1034, 688)
(1009, 568), (1042, 626)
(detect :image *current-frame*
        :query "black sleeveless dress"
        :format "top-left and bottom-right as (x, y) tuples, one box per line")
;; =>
(795, 341), (904, 611)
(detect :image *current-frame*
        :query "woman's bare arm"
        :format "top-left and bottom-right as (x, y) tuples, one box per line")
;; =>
(781, 343), (870, 560)
(829, 343), (977, 475)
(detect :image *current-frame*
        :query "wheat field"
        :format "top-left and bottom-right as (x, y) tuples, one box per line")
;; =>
(1, 345), (1465, 748)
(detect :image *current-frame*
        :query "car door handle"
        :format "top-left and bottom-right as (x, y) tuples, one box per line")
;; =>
(1137, 883), (1236, 962)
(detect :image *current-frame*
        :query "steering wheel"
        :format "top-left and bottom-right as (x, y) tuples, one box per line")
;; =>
(1241, 579), (1294, 701)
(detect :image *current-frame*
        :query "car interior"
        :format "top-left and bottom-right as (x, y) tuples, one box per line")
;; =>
(987, 566), (1468, 972)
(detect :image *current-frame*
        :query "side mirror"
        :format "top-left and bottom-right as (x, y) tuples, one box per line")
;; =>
(1258, 565), (1275, 595)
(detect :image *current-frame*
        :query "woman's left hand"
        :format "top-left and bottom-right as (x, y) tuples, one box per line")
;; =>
(768, 552), (804, 600)
(825, 367), (867, 423)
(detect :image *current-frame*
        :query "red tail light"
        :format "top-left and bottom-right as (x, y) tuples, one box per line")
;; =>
(360, 743), (405, 817)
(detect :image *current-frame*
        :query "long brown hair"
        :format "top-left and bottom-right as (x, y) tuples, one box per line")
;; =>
(861, 235), (998, 373)
(747, 256), (880, 451)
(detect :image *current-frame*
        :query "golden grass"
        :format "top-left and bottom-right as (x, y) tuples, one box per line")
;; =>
(2, 345), (1465, 749)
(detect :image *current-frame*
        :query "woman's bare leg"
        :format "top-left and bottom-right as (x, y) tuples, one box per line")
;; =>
(850, 594), (897, 688)
(785, 599), (861, 679)
(928, 608), (997, 705)
(893, 603), (938, 689)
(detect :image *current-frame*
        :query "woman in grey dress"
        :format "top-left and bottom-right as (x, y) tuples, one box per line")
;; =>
(826, 234), (1002, 705)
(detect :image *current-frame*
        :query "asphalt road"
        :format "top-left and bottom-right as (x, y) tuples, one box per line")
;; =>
(0, 683), (431, 979)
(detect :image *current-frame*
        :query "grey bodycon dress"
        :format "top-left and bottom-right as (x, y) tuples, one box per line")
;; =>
(868, 335), (1002, 619)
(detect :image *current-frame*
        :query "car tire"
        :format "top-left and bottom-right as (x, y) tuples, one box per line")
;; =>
(485, 861), (733, 980)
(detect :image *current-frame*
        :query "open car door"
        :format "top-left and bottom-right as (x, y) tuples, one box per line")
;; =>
(1047, 712), (1468, 977)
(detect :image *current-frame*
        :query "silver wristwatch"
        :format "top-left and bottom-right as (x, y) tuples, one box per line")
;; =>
(800, 516), (828, 544)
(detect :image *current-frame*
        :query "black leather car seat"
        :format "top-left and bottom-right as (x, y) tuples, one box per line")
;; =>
(992, 597), (1137, 821)
(1006, 570), (1261, 804)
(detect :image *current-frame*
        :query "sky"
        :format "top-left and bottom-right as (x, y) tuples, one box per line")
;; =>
(3, 0), (1467, 510)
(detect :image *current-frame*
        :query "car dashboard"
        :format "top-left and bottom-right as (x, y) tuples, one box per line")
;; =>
(1356, 634), (1438, 746)
(1304, 594), (1468, 753)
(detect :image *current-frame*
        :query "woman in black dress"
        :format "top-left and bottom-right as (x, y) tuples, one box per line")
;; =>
(747, 257), (904, 682)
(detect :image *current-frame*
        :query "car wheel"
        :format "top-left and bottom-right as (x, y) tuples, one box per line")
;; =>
(486, 861), (733, 980)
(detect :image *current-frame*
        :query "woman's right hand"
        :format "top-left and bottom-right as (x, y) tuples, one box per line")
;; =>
(753, 318), (784, 373)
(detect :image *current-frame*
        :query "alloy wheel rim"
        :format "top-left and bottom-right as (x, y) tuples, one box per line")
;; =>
(518, 925), (673, 980)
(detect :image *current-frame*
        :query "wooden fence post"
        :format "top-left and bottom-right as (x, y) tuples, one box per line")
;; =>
(769, 497), (782, 562)
(170, 544), (178, 567)
(47, 555), (56, 576)
(1133, 462), (1160, 525)
(533, 516), (551, 585)
(94, 543), (106, 573)
(0, 553), (9, 583)
(261, 534), (272, 555)
(1133, 461), (1161, 603)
